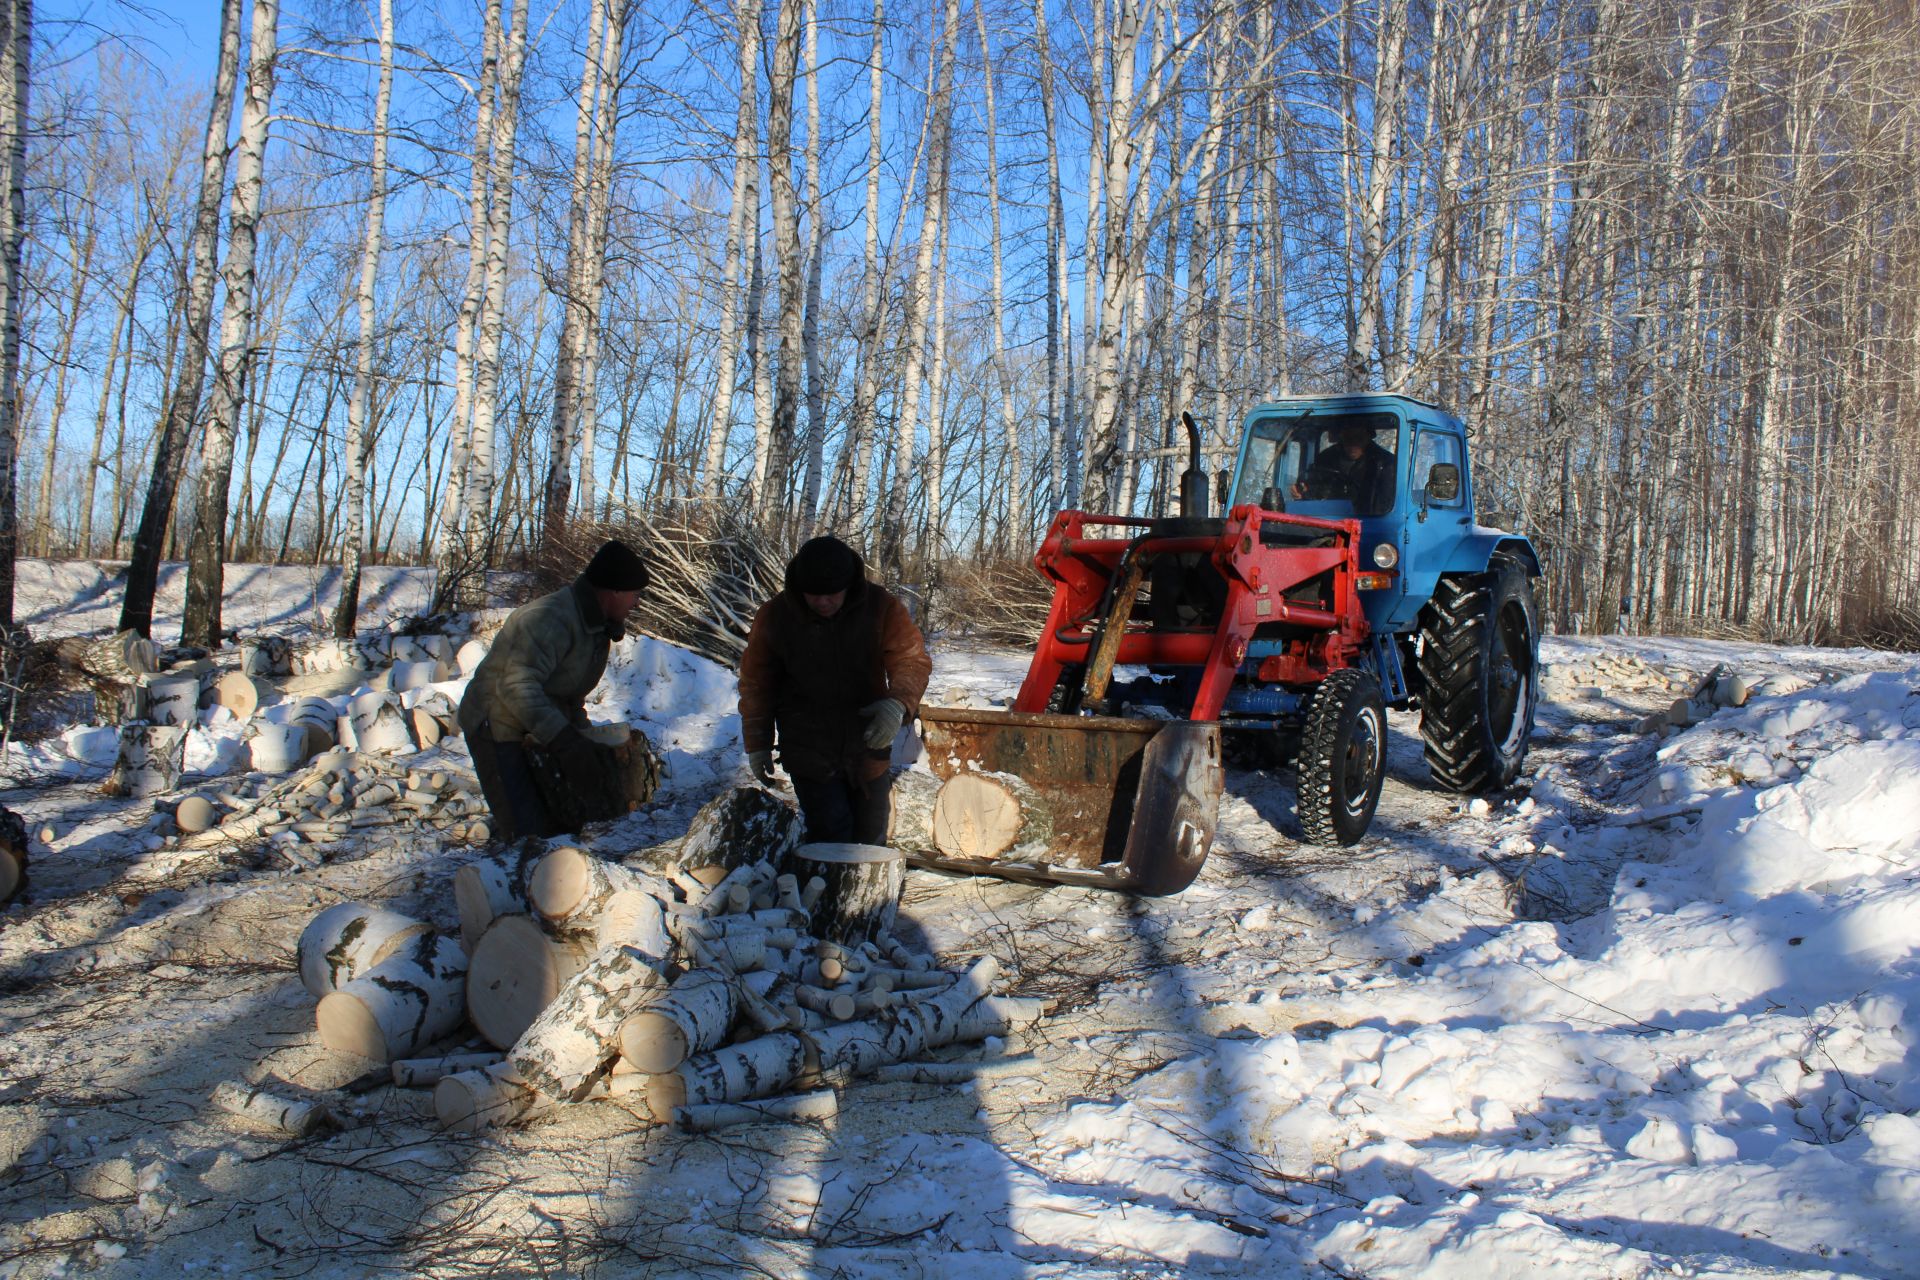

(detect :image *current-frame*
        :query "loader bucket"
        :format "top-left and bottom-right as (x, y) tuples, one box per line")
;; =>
(909, 707), (1222, 895)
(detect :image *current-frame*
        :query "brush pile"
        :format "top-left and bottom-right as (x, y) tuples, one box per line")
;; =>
(289, 784), (1048, 1135)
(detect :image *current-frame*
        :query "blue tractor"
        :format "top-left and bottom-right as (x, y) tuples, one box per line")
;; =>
(911, 393), (1544, 894)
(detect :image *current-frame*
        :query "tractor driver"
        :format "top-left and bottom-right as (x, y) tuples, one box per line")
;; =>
(1291, 421), (1397, 516)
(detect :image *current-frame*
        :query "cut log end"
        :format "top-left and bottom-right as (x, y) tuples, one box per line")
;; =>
(618, 1010), (689, 1074)
(931, 772), (1051, 860)
(465, 914), (590, 1049)
(315, 990), (388, 1061)
(0, 848), (21, 903)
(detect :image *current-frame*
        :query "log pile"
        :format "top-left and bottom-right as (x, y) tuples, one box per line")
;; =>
(293, 784), (1050, 1136)
(173, 751), (498, 862)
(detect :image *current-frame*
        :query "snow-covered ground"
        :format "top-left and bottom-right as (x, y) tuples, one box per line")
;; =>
(1, 566), (1916, 1278)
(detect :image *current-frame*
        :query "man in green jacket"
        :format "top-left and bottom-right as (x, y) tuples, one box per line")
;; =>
(457, 539), (650, 840)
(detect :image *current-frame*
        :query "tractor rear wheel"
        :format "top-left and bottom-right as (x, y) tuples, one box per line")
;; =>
(1296, 668), (1387, 846)
(1417, 559), (1539, 792)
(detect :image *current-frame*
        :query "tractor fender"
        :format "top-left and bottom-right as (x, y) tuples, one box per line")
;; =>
(1446, 529), (1541, 579)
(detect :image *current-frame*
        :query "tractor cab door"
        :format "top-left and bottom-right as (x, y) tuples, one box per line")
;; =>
(1393, 422), (1473, 628)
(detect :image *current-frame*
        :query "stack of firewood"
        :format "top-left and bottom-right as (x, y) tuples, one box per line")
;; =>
(291, 785), (1047, 1135)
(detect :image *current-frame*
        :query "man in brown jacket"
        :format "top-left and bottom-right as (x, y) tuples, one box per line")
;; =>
(458, 539), (650, 840)
(737, 536), (932, 844)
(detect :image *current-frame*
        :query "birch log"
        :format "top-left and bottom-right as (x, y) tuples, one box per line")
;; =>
(391, 1051), (503, 1088)
(453, 844), (533, 951)
(209, 671), (264, 721)
(616, 968), (736, 1073)
(931, 771), (1053, 859)
(527, 846), (670, 949)
(806, 957), (1000, 1079)
(678, 785), (804, 874)
(509, 942), (669, 1102)
(595, 888), (673, 963)
(209, 1081), (331, 1136)
(782, 842), (902, 946)
(888, 768), (942, 853)
(102, 723), (188, 798)
(316, 931), (469, 1062)
(675, 1089), (837, 1133)
(465, 914), (594, 1049)
(435, 1060), (548, 1132)
(56, 631), (158, 682)
(646, 1031), (815, 1114)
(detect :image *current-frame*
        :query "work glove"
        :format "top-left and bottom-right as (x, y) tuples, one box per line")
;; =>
(745, 749), (776, 785)
(858, 698), (906, 751)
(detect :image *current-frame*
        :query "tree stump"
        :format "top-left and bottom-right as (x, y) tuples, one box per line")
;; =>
(289, 696), (339, 757)
(887, 769), (942, 853)
(315, 931), (469, 1062)
(0, 804), (26, 905)
(297, 901), (433, 997)
(782, 843), (903, 947)
(678, 785), (804, 874)
(931, 771), (1053, 860)
(508, 942), (670, 1102)
(465, 914), (593, 1049)
(102, 724), (188, 798)
(143, 675), (202, 728)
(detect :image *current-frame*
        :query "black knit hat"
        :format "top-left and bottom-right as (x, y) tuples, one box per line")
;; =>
(584, 539), (650, 591)
(789, 536), (860, 595)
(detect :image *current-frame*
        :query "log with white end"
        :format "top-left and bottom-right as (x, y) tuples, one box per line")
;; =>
(316, 931), (469, 1063)
(453, 846), (532, 952)
(783, 843), (902, 946)
(434, 1060), (550, 1132)
(645, 1030), (814, 1115)
(527, 847), (668, 946)
(690, 929), (768, 975)
(616, 968), (737, 1074)
(209, 1081), (332, 1137)
(391, 1051), (504, 1088)
(694, 860), (775, 916)
(594, 888), (673, 964)
(103, 723), (188, 798)
(174, 794), (217, 835)
(674, 1089), (837, 1133)
(465, 914), (594, 1049)
(0, 847), (23, 903)
(209, 671), (264, 722)
(931, 771), (1053, 860)
(297, 902), (432, 997)
(508, 943), (670, 1102)
(142, 674), (202, 728)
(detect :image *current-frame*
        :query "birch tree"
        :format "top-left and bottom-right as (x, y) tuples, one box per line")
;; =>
(0, 0), (28, 627)
(699, 0), (761, 500)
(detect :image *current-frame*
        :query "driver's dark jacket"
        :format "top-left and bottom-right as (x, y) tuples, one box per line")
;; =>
(1301, 443), (1397, 516)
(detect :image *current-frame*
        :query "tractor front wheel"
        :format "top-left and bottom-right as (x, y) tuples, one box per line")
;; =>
(1417, 559), (1539, 792)
(1296, 668), (1387, 846)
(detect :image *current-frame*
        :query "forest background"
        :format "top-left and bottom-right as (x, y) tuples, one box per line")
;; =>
(0, 0), (1916, 649)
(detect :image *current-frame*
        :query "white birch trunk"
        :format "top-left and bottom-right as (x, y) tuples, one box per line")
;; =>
(331, 0), (393, 639)
(700, 0), (762, 498)
(973, 0), (1022, 542)
(297, 901), (431, 997)
(181, 0), (279, 648)
(508, 941), (668, 1101)
(616, 967), (736, 1073)
(838, 0), (884, 531)
(315, 931), (468, 1063)
(762, 0), (805, 517)
(797, 0), (826, 524)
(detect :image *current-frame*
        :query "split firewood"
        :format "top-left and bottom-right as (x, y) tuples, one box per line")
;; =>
(674, 1089), (837, 1133)
(465, 913), (594, 1049)
(509, 942), (670, 1101)
(782, 843), (903, 946)
(316, 931), (468, 1063)
(677, 785), (804, 875)
(391, 1051), (503, 1088)
(616, 967), (737, 1074)
(931, 771), (1053, 860)
(694, 860), (775, 916)
(690, 930), (767, 974)
(102, 723), (188, 798)
(209, 1081), (332, 1137)
(887, 769), (943, 854)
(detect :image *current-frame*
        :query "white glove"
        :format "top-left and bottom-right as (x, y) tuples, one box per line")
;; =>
(859, 698), (906, 750)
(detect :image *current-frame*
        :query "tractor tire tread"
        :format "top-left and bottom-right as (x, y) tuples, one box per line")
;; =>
(1417, 564), (1536, 793)
(1297, 668), (1382, 847)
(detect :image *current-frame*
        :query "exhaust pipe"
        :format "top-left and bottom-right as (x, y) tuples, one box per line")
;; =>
(1179, 411), (1207, 518)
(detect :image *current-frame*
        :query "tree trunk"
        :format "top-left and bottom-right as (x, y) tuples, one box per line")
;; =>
(118, 0), (240, 639)
(181, 0), (279, 647)
(887, 767), (941, 853)
(677, 784), (804, 874)
(700, 0), (762, 499)
(572, 0), (626, 522)
(761, 0), (804, 518)
(616, 967), (735, 1073)
(331, 0), (394, 639)
(973, 0), (1022, 545)
(796, 0), (826, 526)
(838, 0), (884, 532)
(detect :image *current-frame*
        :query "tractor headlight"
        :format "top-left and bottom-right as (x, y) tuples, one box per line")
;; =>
(1373, 542), (1399, 569)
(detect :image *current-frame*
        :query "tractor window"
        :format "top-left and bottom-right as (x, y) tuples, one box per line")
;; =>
(1235, 411), (1398, 516)
(1412, 430), (1465, 507)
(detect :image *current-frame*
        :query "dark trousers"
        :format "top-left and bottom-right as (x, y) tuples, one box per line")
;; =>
(791, 773), (890, 845)
(467, 727), (554, 843)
